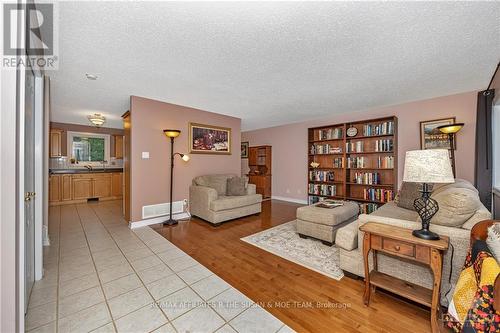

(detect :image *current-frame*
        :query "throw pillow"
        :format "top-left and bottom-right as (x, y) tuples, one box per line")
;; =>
(427, 187), (481, 227)
(226, 177), (247, 196)
(486, 224), (500, 262)
(396, 182), (421, 211)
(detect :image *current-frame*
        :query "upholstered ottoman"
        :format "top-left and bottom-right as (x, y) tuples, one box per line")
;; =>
(296, 201), (359, 246)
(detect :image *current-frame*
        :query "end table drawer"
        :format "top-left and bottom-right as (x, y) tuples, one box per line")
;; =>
(382, 238), (415, 257)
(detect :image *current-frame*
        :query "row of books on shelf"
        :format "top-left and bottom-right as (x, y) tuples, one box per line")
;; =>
(363, 188), (395, 203)
(351, 172), (380, 185)
(309, 156), (394, 169)
(308, 184), (337, 197)
(363, 121), (394, 136)
(374, 139), (393, 152)
(377, 156), (394, 168)
(315, 128), (343, 140)
(359, 203), (379, 214)
(310, 144), (342, 155)
(309, 170), (335, 182)
(347, 156), (366, 168)
(346, 141), (363, 153)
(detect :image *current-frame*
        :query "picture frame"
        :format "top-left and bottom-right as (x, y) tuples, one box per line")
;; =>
(241, 141), (249, 158)
(419, 117), (456, 150)
(189, 122), (231, 154)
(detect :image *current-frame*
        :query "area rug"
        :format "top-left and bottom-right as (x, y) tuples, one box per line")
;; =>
(241, 220), (344, 280)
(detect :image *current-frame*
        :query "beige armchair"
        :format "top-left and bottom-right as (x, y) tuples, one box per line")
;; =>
(189, 174), (262, 225)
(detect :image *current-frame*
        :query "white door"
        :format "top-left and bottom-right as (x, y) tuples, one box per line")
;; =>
(24, 68), (36, 311)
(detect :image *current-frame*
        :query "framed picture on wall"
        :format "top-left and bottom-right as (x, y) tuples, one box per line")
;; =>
(241, 141), (249, 158)
(420, 117), (456, 150)
(189, 123), (231, 154)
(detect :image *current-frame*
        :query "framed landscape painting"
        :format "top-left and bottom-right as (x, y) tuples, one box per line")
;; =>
(420, 117), (455, 150)
(241, 141), (249, 158)
(189, 123), (231, 154)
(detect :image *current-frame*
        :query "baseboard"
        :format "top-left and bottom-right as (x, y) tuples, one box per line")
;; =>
(129, 212), (191, 229)
(271, 196), (308, 205)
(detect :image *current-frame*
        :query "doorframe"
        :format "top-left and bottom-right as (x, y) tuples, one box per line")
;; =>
(34, 75), (45, 280)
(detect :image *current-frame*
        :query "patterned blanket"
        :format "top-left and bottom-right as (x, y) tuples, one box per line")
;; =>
(445, 240), (500, 332)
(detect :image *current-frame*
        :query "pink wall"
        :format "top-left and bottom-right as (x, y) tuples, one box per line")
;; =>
(242, 91), (478, 202)
(130, 96), (241, 222)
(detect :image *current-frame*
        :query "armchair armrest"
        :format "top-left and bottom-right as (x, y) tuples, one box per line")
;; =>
(246, 183), (257, 195)
(189, 185), (218, 210)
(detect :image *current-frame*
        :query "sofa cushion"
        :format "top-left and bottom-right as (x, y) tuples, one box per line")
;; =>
(429, 186), (481, 227)
(210, 194), (262, 212)
(396, 182), (420, 211)
(370, 201), (419, 222)
(193, 174), (235, 196)
(226, 177), (247, 196)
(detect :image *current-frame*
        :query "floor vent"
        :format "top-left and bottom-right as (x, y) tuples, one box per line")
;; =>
(142, 201), (184, 219)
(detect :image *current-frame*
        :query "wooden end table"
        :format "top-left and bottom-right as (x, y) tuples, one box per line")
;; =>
(359, 222), (449, 333)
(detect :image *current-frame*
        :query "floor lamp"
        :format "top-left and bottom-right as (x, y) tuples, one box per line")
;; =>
(163, 129), (190, 226)
(437, 122), (464, 177)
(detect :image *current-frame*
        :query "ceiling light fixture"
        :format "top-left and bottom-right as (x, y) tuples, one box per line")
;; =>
(87, 113), (106, 127)
(85, 73), (98, 80)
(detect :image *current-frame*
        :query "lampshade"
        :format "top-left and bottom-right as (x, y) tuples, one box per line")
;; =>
(403, 149), (454, 183)
(163, 129), (181, 138)
(87, 113), (106, 127)
(181, 154), (190, 162)
(437, 123), (464, 134)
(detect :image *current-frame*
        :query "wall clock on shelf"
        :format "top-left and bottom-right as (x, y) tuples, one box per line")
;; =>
(347, 126), (358, 137)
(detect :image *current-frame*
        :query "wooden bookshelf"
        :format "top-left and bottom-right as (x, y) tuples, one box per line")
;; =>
(307, 116), (398, 214)
(248, 145), (272, 199)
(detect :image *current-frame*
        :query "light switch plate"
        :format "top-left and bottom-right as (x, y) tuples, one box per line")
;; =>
(142, 152), (150, 159)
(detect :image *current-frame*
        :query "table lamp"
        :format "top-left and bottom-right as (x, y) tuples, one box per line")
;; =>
(437, 122), (464, 177)
(403, 149), (455, 240)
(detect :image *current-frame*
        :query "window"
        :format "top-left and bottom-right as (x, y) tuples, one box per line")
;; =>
(67, 131), (110, 165)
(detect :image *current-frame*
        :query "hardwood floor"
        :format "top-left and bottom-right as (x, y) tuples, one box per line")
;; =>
(151, 200), (433, 333)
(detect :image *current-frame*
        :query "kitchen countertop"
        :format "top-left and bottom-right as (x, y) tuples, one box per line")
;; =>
(49, 168), (123, 175)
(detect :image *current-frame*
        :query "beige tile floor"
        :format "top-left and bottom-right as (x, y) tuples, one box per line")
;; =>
(26, 200), (294, 333)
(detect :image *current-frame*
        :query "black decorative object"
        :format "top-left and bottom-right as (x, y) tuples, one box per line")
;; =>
(413, 183), (440, 240)
(163, 129), (189, 226)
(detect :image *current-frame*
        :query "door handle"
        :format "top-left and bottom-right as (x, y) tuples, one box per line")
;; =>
(25, 193), (31, 201)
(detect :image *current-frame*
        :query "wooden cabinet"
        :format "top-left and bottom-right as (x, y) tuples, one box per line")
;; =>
(49, 175), (61, 202)
(248, 145), (272, 199)
(50, 129), (63, 157)
(114, 135), (124, 159)
(61, 174), (72, 201)
(72, 176), (93, 200)
(93, 174), (112, 198)
(112, 172), (123, 197)
(50, 172), (123, 205)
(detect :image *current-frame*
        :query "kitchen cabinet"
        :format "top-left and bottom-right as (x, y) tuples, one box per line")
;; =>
(49, 171), (123, 205)
(114, 135), (124, 159)
(93, 174), (112, 198)
(61, 174), (72, 201)
(49, 175), (61, 202)
(112, 172), (123, 197)
(50, 129), (63, 157)
(72, 176), (93, 200)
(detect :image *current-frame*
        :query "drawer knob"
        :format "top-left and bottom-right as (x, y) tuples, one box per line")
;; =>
(394, 245), (400, 251)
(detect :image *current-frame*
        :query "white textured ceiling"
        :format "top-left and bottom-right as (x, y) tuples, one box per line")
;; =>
(50, 1), (500, 130)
